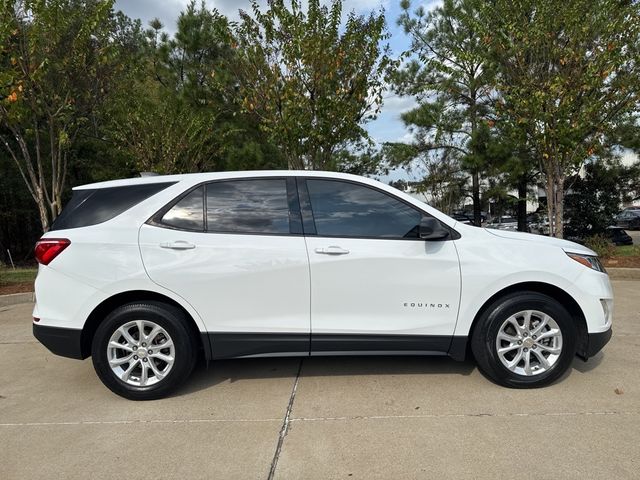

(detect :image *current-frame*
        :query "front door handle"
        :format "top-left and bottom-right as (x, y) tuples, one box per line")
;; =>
(315, 246), (350, 255)
(160, 241), (196, 250)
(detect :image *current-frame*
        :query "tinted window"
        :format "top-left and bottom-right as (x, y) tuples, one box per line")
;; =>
(206, 179), (290, 234)
(51, 182), (175, 231)
(306, 179), (422, 238)
(161, 186), (204, 231)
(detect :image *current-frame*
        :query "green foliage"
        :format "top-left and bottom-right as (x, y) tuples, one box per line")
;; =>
(565, 159), (640, 238)
(0, 0), (133, 230)
(105, 2), (285, 174)
(584, 234), (616, 259)
(0, 152), (41, 262)
(329, 146), (388, 177)
(392, 0), (499, 225)
(1, 0), (392, 249)
(233, 0), (392, 169)
(2, 0), (640, 252)
(475, 0), (640, 236)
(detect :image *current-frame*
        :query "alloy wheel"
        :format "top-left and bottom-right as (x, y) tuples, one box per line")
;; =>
(107, 320), (175, 387)
(495, 310), (563, 376)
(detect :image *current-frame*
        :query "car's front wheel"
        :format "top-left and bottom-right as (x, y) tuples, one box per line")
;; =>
(471, 292), (578, 388)
(92, 301), (198, 400)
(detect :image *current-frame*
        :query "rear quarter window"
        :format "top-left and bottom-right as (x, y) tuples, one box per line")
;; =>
(50, 182), (175, 231)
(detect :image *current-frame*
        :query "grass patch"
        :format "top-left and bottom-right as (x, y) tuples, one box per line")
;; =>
(0, 267), (38, 286)
(614, 245), (640, 257)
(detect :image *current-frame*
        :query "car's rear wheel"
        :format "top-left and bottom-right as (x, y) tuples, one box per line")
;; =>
(471, 292), (578, 388)
(92, 301), (197, 400)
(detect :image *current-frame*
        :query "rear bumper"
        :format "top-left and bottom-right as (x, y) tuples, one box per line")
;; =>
(33, 324), (84, 360)
(581, 327), (612, 360)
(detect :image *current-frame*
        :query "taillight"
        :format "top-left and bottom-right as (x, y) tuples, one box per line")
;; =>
(34, 238), (71, 265)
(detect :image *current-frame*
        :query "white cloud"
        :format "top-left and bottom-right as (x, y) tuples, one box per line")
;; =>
(382, 94), (416, 116)
(396, 131), (416, 144)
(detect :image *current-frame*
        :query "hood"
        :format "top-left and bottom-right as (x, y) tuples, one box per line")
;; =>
(484, 228), (596, 255)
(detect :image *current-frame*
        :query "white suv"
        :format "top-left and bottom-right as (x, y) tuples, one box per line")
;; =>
(33, 171), (613, 400)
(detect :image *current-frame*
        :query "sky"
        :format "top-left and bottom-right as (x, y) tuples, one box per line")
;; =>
(114, 0), (440, 179)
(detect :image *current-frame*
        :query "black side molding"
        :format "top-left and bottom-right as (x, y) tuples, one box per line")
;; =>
(33, 324), (84, 360)
(311, 334), (451, 354)
(207, 333), (310, 359)
(205, 332), (458, 359)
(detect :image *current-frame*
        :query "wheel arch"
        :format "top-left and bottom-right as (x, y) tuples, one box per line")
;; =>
(80, 290), (210, 360)
(451, 281), (588, 361)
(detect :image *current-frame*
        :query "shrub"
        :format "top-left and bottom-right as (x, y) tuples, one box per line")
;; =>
(584, 234), (616, 258)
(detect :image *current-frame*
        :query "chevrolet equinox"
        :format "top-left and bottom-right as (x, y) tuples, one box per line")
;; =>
(32, 171), (613, 400)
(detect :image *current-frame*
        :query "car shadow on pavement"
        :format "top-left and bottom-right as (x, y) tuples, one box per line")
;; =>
(571, 351), (604, 373)
(173, 355), (477, 397)
(172, 352), (605, 397)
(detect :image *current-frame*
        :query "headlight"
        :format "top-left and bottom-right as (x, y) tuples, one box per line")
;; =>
(566, 253), (606, 273)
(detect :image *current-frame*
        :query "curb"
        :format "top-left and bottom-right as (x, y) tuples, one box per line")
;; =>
(0, 292), (35, 307)
(606, 267), (640, 280)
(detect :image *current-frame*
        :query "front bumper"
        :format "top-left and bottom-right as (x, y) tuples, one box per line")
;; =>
(579, 327), (613, 360)
(33, 323), (84, 359)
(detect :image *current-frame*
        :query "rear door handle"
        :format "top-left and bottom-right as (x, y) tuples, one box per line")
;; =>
(160, 241), (196, 250)
(315, 246), (350, 255)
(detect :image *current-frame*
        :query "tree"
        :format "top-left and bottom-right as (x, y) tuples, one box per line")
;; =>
(233, 0), (391, 170)
(393, 0), (496, 226)
(484, 121), (541, 231)
(565, 158), (640, 239)
(383, 141), (468, 214)
(107, 3), (285, 174)
(476, 0), (640, 237)
(0, 0), (128, 231)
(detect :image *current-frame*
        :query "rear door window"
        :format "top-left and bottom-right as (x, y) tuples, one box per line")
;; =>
(205, 179), (290, 234)
(160, 186), (205, 231)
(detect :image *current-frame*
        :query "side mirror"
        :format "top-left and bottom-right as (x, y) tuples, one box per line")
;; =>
(419, 217), (450, 241)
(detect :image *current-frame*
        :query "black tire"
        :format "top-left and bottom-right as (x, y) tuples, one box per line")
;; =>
(471, 291), (578, 388)
(92, 301), (198, 400)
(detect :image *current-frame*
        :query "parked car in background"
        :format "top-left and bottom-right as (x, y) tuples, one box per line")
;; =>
(32, 171), (613, 400)
(615, 209), (640, 230)
(527, 214), (547, 235)
(451, 212), (473, 225)
(486, 216), (518, 231)
(620, 206), (640, 213)
(458, 211), (487, 223)
(606, 226), (633, 246)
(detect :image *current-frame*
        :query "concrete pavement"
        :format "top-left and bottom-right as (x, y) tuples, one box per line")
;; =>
(1, 281), (638, 479)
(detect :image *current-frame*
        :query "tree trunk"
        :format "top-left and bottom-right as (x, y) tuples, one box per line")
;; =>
(554, 173), (564, 238)
(35, 187), (50, 232)
(472, 170), (481, 226)
(545, 172), (555, 237)
(517, 175), (527, 232)
(287, 153), (303, 170)
(545, 169), (564, 238)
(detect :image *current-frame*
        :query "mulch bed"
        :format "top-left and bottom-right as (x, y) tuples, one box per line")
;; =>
(603, 257), (640, 268)
(0, 283), (34, 295)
